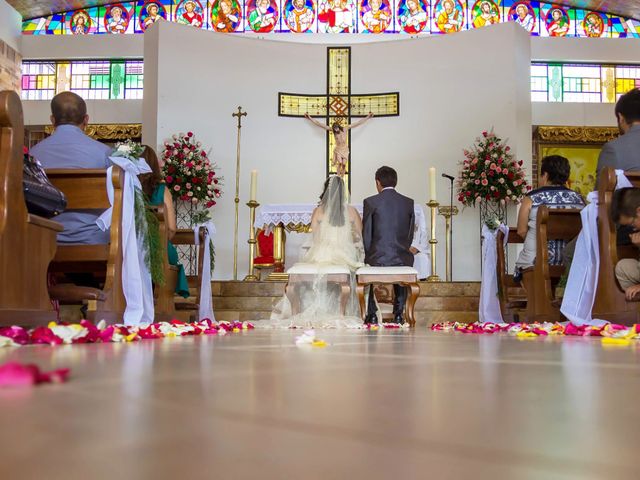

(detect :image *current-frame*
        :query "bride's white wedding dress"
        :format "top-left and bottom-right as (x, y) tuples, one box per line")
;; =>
(266, 176), (365, 329)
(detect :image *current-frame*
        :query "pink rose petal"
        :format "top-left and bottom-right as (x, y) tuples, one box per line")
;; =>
(0, 362), (70, 388)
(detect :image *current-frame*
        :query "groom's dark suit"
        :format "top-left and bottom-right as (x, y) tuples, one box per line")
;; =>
(363, 187), (415, 321)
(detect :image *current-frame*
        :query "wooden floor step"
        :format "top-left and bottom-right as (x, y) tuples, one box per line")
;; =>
(213, 296), (478, 312)
(212, 310), (478, 325)
(212, 281), (286, 297)
(213, 296), (279, 311)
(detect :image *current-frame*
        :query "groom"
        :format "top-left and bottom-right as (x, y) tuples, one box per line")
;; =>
(363, 166), (415, 324)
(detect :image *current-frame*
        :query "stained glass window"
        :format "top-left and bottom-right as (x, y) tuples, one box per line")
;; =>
(531, 63), (640, 103)
(21, 60), (144, 100)
(20, 59), (640, 104)
(20, 0), (640, 37)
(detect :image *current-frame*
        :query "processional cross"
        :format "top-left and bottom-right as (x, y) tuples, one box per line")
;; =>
(278, 47), (399, 190)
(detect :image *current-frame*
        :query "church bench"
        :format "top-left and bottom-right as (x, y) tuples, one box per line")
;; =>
(155, 225), (206, 322)
(286, 264), (352, 316)
(0, 91), (63, 326)
(355, 266), (419, 327)
(46, 168), (126, 324)
(593, 167), (640, 324)
(496, 228), (527, 323)
(521, 206), (582, 323)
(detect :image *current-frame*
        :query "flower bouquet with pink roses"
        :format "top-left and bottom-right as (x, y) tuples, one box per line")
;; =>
(160, 132), (222, 208)
(457, 130), (530, 207)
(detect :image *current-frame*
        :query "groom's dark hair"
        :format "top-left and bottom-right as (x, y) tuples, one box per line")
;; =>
(376, 166), (397, 188)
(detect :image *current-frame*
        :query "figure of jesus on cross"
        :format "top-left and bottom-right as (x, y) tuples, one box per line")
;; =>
(279, 47), (399, 189)
(304, 112), (373, 178)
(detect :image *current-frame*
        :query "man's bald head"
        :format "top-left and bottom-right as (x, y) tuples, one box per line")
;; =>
(50, 91), (88, 128)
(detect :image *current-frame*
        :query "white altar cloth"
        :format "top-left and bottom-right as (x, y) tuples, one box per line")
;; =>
(257, 203), (429, 276)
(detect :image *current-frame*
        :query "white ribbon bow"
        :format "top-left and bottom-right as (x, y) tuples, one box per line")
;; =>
(560, 170), (632, 326)
(97, 156), (155, 326)
(194, 220), (216, 322)
(479, 223), (509, 324)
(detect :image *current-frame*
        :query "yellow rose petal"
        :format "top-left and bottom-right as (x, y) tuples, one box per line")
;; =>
(602, 337), (632, 347)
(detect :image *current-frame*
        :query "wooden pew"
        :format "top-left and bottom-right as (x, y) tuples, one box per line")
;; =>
(46, 168), (126, 324)
(156, 227), (206, 322)
(496, 228), (526, 322)
(521, 206), (582, 322)
(593, 167), (640, 324)
(0, 90), (63, 326)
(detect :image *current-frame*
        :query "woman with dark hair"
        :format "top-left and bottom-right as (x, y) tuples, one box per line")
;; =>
(139, 146), (189, 298)
(514, 155), (585, 278)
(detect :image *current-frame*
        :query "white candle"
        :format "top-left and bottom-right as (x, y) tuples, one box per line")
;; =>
(250, 170), (258, 201)
(429, 167), (436, 201)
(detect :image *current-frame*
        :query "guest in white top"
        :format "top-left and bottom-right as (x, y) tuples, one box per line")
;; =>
(514, 155), (584, 282)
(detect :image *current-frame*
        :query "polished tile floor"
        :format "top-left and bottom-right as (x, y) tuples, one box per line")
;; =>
(1, 329), (639, 480)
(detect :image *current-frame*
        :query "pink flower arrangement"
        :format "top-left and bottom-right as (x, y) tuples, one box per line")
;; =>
(161, 132), (223, 208)
(457, 130), (530, 206)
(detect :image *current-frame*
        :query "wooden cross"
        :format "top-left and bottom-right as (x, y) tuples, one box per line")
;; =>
(278, 47), (399, 190)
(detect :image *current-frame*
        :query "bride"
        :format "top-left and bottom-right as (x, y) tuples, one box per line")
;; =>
(267, 175), (365, 329)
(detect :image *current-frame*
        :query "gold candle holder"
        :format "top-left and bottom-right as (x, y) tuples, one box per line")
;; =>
(244, 200), (260, 282)
(438, 206), (459, 282)
(426, 200), (441, 283)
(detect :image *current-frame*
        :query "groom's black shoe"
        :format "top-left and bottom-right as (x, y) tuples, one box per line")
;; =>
(364, 313), (378, 325)
(393, 313), (404, 325)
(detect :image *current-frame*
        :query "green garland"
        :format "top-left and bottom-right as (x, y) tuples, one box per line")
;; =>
(191, 208), (216, 273)
(134, 188), (165, 286)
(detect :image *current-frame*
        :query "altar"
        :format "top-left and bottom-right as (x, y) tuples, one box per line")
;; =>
(256, 204), (429, 279)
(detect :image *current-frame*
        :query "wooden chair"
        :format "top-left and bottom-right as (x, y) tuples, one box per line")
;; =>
(254, 228), (276, 280)
(355, 266), (420, 327)
(155, 226), (206, 322)
(496, 228), (526, 322)
(593, 167), (640, 324)
(0, 90), (63, 326)
(46, 168), (126, 324)
(285, 264), (352, 316)
(521, 206), (582, 322)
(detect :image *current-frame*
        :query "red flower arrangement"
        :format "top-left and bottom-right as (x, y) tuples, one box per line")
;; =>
(160, 132), (222, 208)
(457, 130), (530, 206)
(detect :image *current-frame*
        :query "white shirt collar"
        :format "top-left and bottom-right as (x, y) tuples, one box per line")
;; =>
(382, 187), (395, 191)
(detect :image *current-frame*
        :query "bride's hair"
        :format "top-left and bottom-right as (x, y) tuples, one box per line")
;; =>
(319, 175), (346, 227)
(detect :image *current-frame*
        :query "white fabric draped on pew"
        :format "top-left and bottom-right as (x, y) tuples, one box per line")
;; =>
(479, 224), (509, 323)
(194, 221), (216, 322)
(97, 157), (154, 326)
(560, 170), (632, 326)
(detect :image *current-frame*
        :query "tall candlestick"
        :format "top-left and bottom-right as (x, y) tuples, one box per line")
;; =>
(426, 200), (441, 283)
(429, 167), (437, 200)
(250, 170), (258, 201)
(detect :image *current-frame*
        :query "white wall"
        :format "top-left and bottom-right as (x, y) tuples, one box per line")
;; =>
(0, 0), (21, 51)
(143, 21), (531, 281)
(20, 34), (144, 60)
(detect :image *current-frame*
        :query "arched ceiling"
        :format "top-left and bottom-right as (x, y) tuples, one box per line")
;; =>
(8, 0), (640, 21)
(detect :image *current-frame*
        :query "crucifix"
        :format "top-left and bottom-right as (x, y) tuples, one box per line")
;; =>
(278, 47), (399, 190)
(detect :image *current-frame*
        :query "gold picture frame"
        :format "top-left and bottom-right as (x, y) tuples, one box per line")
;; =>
(44, 123), (142, 142)
(533, 126), (619, 195)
